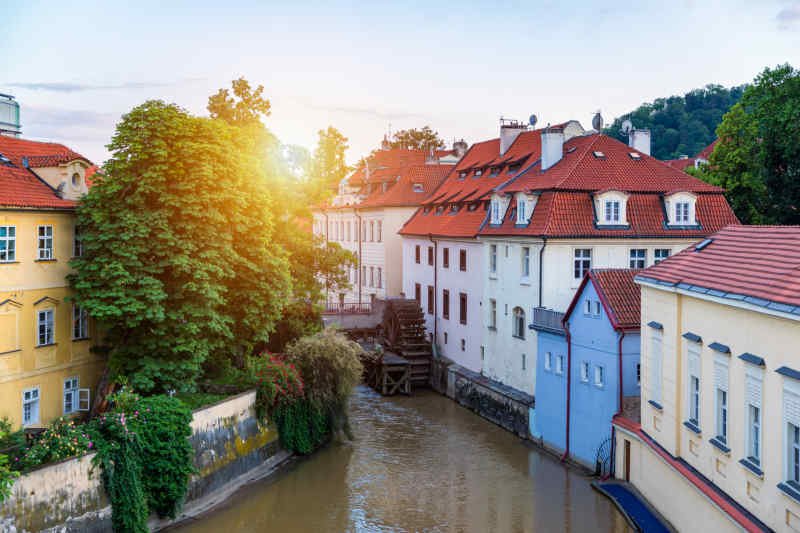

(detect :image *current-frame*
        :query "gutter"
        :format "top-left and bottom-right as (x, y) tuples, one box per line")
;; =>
(538, 238), (547, 307)
(561, 318), (572, 462)
(356, 210), (363, 305)
(428, 233), (438, 343)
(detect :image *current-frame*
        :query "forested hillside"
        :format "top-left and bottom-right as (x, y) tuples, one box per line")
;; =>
(603, 84), (746, 160)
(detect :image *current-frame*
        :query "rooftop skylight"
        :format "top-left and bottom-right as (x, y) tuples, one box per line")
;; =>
(695, 238), (713, 251)
(592, 151), (606, 159)
(628, 152), (641, 160)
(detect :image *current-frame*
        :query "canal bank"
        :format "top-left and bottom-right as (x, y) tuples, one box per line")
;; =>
(172, 386), (632, 533)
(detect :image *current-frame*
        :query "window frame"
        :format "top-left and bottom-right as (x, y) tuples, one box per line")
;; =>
(427, 246), (434, 266)
(459, 250), (467, 272)
(427, 286), (434, 315)
(442, 289), (450, 320)
(37, 309), (55, 346)
(675, 202), (690, 223)
(544, 352), (552, 372)
(594, 365), (605, 388)
(490, 244), (497, 274)
(512, 307), (525, 339)
(489, 299), (497, 329)
(555, 354), (565, 376)
(714, 356), (729, 443)
(443, 247), (449, 268)
(22, 386), (40, 427)
(521, 247), (530, 278)
(72, 305), (89, 340)
(604, 200), (620, 223)
(0, 225), (16, 262)
(654, 248), (671, 264)
(459, 292), (467, 325)
(415, 245), (420, 264)
(414, 283), (421, 304)
(37, 224), (54, 260)
(63, 376), (79, 415)
(573, 248), (592, 280)
(629, 248), (647, 269)
(580, 361), (590, 383)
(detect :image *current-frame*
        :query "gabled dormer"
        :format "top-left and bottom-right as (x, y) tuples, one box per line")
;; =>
(594, 189), (630, 228)
(489, 193), (510, 226)
(664, 191), (699, 228)
(514, 192), (539, 226)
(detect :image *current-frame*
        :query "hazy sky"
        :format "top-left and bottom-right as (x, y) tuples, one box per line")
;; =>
(3, 1), (799, 165)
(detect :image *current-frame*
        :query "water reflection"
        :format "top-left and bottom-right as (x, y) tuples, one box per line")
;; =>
(173, 386), (631, 533)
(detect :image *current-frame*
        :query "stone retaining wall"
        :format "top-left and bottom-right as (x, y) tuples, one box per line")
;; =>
(0, 390), (289, 533)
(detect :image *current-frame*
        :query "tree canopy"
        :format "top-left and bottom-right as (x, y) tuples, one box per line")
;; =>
(603, 83), (745, 160)
(386, 126), (446, 151)
(690, 64), (800, 225)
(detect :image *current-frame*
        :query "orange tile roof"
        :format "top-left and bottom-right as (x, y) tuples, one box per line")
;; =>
(0, 135), (89, 168)
(358, 164), (454, 208)
(590, 269), (642, 329)
(346, 149), (431, 186)
(637, 225), (800, 312)
(664, 139), (719, 170)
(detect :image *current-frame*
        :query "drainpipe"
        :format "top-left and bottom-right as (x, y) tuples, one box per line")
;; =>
(323, 211), (329, 304)
(538, 238), (547, 307)
(428, 233), (438, 343)
(356, 211), (363, 306)
(618, 330), (626, 416)
(561, 319), (572, 462)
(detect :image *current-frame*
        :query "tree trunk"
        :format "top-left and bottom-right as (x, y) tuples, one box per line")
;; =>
(90, 365), (115, 418)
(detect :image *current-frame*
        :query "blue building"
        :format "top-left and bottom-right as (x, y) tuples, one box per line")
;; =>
(532, 269), (641, 471)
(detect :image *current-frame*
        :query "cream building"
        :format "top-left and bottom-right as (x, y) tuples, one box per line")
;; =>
(614, 225), (800, 533)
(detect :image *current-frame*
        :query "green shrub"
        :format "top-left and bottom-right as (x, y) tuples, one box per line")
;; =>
(0, 422), (19, 503)
(15, 417), (93, 472)
(249, 354), (305, 421)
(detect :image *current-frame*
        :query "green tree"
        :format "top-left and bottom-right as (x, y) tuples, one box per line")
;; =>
(69, 100), (291, 392)
(208, 77), (272, 126)
(388, 126), (445, 151)
(306, 126), (351, 204)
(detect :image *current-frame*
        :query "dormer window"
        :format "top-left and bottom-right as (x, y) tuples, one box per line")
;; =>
(628, 152), (641, 160)
(490, 198), (501, 224)
(474, 168), (483, 177)
(675, 202), (690, 223)
(604, 200), (620, 223)
(436, 205), (446, 215)
(665, 192), (698, 226)
(517, 199), (526, 224)
(489, 166), (501, 177)
(468, 203), (478, 212)
(71, 172), (81, 187)
(450, 204), (459, 213)
(459, 171), (467, 179)
(413, 183), (423, 193)
(508, 163), (521, 174)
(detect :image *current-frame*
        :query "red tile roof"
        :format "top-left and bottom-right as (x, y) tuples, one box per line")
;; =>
(663, 139), (719, 170)
(637, 225), (800, 312)
(346, 149), (431, 186)
(358, 164), (454, 208)
(590, 269), (642, 329)
(0, 136), (90, 210)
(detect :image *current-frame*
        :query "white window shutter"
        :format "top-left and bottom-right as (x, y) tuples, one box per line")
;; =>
(785, 389), (800, 428)
(714, 359), (729, 392)
(78, 389), (91, 412)
(746, 375), (762, 409)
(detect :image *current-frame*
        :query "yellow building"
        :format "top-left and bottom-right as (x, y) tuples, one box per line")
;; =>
(0, 134), (104, 429)
(613, 225), (800, 532)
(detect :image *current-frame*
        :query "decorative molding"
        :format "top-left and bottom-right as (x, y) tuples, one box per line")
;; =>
(33, 296), (59, 306)
(682, 332), (702, 343)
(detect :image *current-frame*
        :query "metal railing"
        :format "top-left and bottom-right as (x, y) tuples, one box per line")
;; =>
(323, 302), (373, 315)
(532, 307), (565, 334)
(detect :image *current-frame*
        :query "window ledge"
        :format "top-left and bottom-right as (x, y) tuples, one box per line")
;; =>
(35, 343), (56, 349)
(489, 274), (498, 280)
(0, 261), (20, 265)
(648, 400), (663, 411)
(683, 420), (701, 435)
(35, 259), (57, 263)
(778, 482), (800, 505)
(579, 378), (589, 385)
(487, 326), (497, 332)
(520, 277), (531, 286)
(512, 335), (525, 340)
(0, 349), (21, 356)
(72, 337), (91, 342)
(709, 437), (731, 455)
(739, 458), (763, 478)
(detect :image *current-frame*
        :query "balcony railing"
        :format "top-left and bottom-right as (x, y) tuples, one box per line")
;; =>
(323, 302), (373, 315)
(532, 307), (565, 334)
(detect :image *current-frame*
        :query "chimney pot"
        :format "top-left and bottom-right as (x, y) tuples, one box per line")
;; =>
(541, 127), (565, 171)
(499, 119), (526, 156)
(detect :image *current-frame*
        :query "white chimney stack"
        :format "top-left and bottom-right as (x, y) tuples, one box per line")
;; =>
(499, 119), (526, 156)
(541, 126), (565, 171)
(628, 129), (651, 156)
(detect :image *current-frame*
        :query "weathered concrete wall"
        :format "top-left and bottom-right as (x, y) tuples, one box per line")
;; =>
(0, 389), (289, 533)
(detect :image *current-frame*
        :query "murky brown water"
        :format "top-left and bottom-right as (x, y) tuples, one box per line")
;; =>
(173, 386), (632, 533)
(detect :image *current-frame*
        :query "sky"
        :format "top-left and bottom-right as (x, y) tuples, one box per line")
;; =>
(3, 0), (800, 166)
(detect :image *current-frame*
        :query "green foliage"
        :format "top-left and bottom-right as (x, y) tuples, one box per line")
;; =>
(88, 392), (194, 532)
(69, 100), (292, 393)
(249, 354), (305, 421)
(604, 83), (745, 160)
(174, 392), (227, 411)
(0, 421), (19, 503)
(272, 398), (329, 455)
(306, 126), (351, 204)
(387, 126), (445, 151)
(14, 417), (93, 472)
(207, 77), (272, 127)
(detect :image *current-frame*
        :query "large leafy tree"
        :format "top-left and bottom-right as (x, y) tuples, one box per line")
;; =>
(69, 100), (291, 392)
(387, 126), (445, 151)
(306, 126), (351, 204)
(691, 64), (800, 224)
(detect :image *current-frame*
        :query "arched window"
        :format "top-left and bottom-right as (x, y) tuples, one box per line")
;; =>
(512, 307), (525, 339)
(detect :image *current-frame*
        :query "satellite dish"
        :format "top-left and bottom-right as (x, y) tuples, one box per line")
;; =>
(620, 119), (633, 136)
(529, 114), (538, 127)
(592, 111), (603, 131)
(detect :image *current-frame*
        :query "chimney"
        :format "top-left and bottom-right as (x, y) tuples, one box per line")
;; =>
(499, 119), (526, 156)
(453, 139), (468, 159)
(628, 129), (651, 156)
(425, 147), (438, 165)
(381, 135), (390, 151)
(541, 126), (565, 171)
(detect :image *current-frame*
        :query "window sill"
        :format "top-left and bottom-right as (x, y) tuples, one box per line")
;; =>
(35, 343), (56, 349)
(778, 482), (800, 505)
(709, 437), (730, 455)
(520, 278), (531, 286)
(0, 261), (20, 265)
(648, 400), (663, 411)
(683, 420), (702, 435)
(512, 335), (526, 340)
(0, 349), (21, 356)
(579, 378), (589, 385)
(489, 274), (498, 280)
(72, 337), (90, 342)
(739, 458), (763, 478)
(35, 259), (57, 263)
(487, 326), (497, 332)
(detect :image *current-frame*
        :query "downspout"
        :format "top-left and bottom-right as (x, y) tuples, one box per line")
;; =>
(356, 210), (363, 306)
(323, 211), (329, 304)
(602, 328), (625, 481)
(538, 238), (547, 307)
(561, 319), (572, 462)
(428, 233), (438, 344)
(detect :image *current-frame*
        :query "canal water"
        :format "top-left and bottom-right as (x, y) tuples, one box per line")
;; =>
(173, 386), (632, 533)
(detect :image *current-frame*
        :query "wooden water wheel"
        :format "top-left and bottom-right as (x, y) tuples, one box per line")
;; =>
(382, 299), (432, 389)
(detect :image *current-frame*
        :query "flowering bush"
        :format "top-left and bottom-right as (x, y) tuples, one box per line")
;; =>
(249, 354), (305, 421)
(15, 417), (93, 472)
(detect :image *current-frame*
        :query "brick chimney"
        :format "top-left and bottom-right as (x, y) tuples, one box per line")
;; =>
(499, 119), (526, 156)
(541, 126), (565, 171)
(628, 129), (651, 156)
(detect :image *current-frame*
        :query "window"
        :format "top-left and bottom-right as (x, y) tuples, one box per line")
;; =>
(362, 221), (367, 241)
(22, 387), (40, 427)
(340, 221), (344, 240)
(545, 352), (552, 371)
(443, 248), (449, 268)
(475, 168), (483, 177)
(556, 355), (565, 375)
(0, 226), (16, 262)
(746, 369), (763, 465)
(461, 339), (466, 352)
(522, 353), (526, 371)
(377, 221), (382, 242)
(490, 245), (497, 274)
(594, 301), (601, 316)
(580, 361), (590, 383)
(629, 249), (647, 269)
(636, 364), (641, 385)
(370, 221), (374, 242)
(604, 200), (620, 223)
(574, 249), (591, 280)
(427, 286), (434, 314)
(64, 377), (79, 414)
(37, 309), (54, 346)
(654, 249), (671, 264)
(517, 199), (526, 223)
(415, 245), (420, 264)
(415, 283), (421, 304)
(362, 266), (366, 284)
(459, 250), (467, 272)
(442, 290), (450, 319)
(594, 366), (605, 388)
(413, 183), (424, 192)
(512, 307), (525, 339)
(585, 299), (592, 315)
(521, 247), (530, 278)
(789, 423), (800, 489)
(369, 267), (375, 287)
(377, 268), (382, 288)
(650, 331), (663, 404)
(347, 221), (351, 241)
(72, 172), (81, 187)
(490, 199), (500, 224)
(72, 226), (84, 257)
(38, 225), (53, 260)
(73, 306), (88, 339)
(715, 357), (729, 443)
(459, 171), (467, 179)
(459, 293), (467, 325)
(480, 346), (485, 361)
(428, 246), (434, 266)
(489, 299), (497, 329)
(444, 332), (448, 344)
(688, 343), (701, 425)
(675, 202), (690, 223)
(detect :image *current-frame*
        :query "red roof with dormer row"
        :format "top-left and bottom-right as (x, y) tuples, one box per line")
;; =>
(637, 225), (800, 311)
(0, 136), (89, 209)
(357, 164), (454, 208)
(347, 148), (449, 186)
(399, 129), (737, 239)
